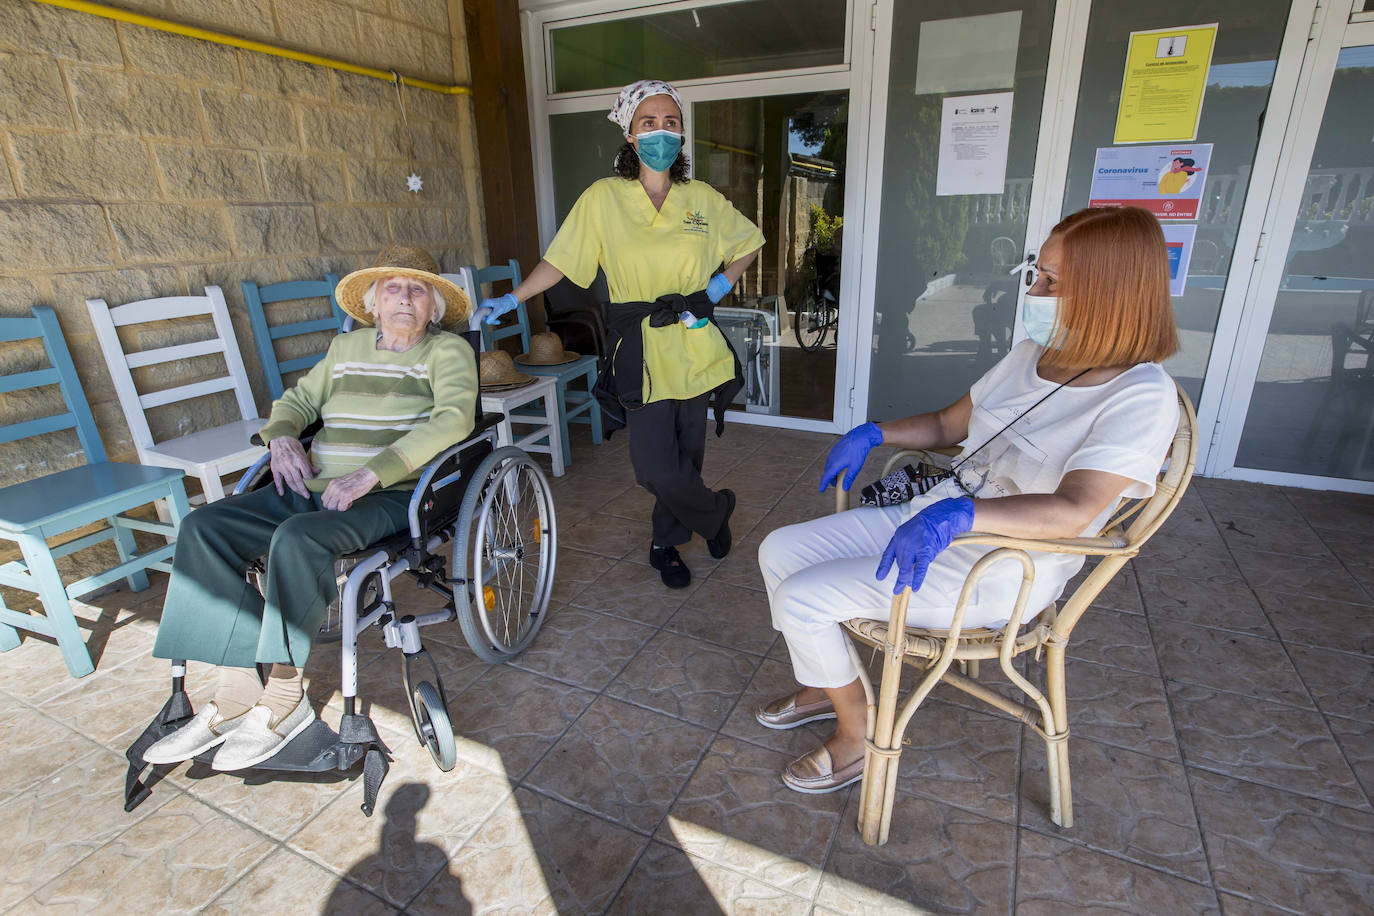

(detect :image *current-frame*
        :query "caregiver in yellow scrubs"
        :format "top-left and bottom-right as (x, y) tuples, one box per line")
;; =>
(483, 79), (764, 589)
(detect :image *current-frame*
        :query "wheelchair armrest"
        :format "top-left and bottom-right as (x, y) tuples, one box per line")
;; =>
(236, 424), (323, 496)
(235, 451), (274, 496)
(409, 417), (501, 496)
(250, 418), (323, 448)
(405, 416), (503, 540)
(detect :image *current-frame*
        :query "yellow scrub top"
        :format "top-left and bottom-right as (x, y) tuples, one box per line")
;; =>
(543, 177), (766, 303)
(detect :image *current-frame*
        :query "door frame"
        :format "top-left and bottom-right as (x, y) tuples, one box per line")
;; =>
(856, 0), (1330, 483)
(519, 0), (1371, 487)
(520, 0), (875, 432)
(1200, 5), (1374, 492)
(850, 0), (1098, 423)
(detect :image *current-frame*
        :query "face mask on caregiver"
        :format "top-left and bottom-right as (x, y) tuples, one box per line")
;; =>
(635, 129), (683, 172)
(1021, 294), (1059, 347)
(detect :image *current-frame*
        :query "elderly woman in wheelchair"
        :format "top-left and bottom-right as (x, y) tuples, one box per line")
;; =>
(129, 246), (556, 816)
(756, 207), (1183, 794)
(140, 246), (481, 774)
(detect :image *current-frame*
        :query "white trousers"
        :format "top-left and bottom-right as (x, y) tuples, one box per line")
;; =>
(758, 495), (1082, 688)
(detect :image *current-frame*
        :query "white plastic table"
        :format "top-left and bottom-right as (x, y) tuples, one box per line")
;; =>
(479, 376), (565, 477)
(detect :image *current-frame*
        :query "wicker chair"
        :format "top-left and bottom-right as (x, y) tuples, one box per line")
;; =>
(834, 385), (1197, 846)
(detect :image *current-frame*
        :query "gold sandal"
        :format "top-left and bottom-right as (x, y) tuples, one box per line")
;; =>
(782, 744), (863, 794)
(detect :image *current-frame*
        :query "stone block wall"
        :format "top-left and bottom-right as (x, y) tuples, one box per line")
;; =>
(0, 0), (484, 488)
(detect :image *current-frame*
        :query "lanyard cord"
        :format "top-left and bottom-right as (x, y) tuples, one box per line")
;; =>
(949, 368), (1091, 476)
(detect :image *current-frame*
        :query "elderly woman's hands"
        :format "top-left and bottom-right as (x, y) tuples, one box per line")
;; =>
(321, 468), (380, 512)
(270, 437), (316, 498)
(876, 497), (975, 594)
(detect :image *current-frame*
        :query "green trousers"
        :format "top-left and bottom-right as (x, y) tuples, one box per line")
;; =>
(151, 484), (411, 668)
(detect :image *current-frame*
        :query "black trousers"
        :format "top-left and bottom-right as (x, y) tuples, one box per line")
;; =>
(627, 394), (731, 546)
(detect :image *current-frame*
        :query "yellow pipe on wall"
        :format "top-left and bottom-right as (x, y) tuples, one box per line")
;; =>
(30, 0), (472, 95)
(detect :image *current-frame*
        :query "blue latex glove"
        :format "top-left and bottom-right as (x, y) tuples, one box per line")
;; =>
(876, 497), (976, 595)
(706, 272), (733, 304)
(819, 421), (884, 492)
(480, 293), (519, 325)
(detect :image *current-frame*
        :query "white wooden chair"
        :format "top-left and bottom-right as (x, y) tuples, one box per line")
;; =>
(479, 375), (565, 477)
(86, 286), (265, 502)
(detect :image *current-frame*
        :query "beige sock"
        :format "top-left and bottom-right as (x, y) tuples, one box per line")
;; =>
(213, 666), (264, 720)
(257, 664), (305, 723)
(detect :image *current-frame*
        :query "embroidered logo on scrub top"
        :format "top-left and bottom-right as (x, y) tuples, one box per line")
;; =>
(682, 211), (710, 235)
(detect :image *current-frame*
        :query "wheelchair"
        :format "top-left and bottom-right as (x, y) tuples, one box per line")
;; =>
(122, 321), (557, 817)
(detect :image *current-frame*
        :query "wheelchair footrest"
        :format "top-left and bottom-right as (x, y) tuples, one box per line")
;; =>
(216, 717), (386, 774)
(123, 689), (196, 812)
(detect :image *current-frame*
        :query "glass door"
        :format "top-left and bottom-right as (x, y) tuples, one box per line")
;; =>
(1211, 13), (1374, 490)
(1056, 0), (1296, 408)
(526, 0), (866, 430)
(861, 0), (1059, 420)
(692, 91), (849, 421)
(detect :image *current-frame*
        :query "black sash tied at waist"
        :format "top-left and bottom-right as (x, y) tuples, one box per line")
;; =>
(592, 289), (744, 437)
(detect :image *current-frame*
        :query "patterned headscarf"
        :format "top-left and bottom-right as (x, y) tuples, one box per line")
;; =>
(608, 79), (684, 137)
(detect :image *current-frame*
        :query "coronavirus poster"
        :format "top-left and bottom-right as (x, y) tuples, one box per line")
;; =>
(1161, 224), (1196, 297)
(1087, 143), (1213, 219)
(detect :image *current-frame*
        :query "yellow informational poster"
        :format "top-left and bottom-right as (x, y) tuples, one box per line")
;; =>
(1114, 23), (1218, 144)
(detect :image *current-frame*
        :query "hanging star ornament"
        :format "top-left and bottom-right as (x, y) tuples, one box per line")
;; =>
(406, 172), (424, 193)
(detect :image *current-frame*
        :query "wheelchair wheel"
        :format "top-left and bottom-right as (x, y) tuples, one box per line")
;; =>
(793, 286), (829, 352)
(453, 446), (557, 663)
(796, 288), (835, 354)
(412, 680), (456, 771)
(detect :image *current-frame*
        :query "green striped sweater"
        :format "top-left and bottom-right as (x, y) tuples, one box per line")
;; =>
(257, 329), (478, 491)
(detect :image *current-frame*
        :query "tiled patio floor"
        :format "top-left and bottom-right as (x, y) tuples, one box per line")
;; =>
(2, 424), (1373, 914)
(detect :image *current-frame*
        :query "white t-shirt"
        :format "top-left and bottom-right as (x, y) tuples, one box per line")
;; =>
(890, 341), (1178, 630)
(958, 341), (1179, 533)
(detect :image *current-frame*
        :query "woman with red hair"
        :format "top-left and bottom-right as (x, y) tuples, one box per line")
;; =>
(756, 207), (1181, 793)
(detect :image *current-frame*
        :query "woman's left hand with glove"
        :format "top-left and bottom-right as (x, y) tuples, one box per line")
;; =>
(875, 497), (976, 594)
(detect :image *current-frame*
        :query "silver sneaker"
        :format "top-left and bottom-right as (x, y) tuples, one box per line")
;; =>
(210, 696), (315, 771)
(141, 702), (249, 765)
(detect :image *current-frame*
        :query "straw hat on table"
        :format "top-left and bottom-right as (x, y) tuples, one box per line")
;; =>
(479, 349), (536, 390)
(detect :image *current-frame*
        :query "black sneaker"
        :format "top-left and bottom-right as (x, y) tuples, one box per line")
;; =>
(649, 544), (691, 589)
(707, 489), (736, 559)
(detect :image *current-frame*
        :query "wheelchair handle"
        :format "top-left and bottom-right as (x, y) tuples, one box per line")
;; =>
(468, 306), (493, 332)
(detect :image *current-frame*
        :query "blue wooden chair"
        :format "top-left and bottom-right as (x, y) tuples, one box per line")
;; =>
(458, 261), (603, 463)
(465, 259), (531, 353)
(242, 275), (345, 400)
(0, 307), (190, 677)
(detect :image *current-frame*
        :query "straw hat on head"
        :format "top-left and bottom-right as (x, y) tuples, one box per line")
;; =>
(335, 245), (471, 329)
(515, 331), (580, 366)
(479, 349), (535, 390)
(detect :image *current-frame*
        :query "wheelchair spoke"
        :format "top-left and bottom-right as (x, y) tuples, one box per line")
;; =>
(481, 465), (543, 640)
(456, 447), (557, 663)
